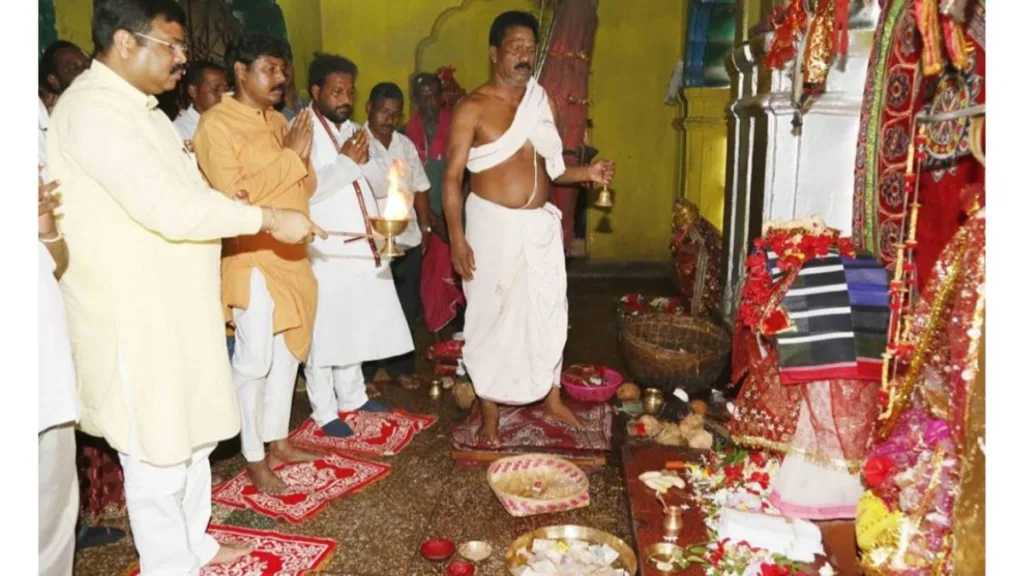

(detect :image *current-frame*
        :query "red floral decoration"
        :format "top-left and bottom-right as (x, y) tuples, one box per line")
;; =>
(737, 227), (857, 335)
(862, 455), (897, 489)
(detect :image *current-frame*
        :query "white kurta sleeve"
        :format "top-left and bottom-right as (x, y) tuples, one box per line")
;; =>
(311, 154), (363, 205)
(406, 140), (431, 193)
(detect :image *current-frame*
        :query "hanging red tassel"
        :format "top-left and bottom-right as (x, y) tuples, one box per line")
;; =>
(834, 0), (851, 57)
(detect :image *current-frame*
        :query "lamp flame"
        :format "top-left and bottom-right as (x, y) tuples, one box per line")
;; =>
(383, 161), (411, 221)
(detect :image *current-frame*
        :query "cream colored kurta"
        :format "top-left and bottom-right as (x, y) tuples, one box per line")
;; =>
(47, 61), (264, 466)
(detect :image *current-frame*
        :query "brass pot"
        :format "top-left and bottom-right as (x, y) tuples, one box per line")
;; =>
(662, 505), (684, 542)
(428, 380), (443, 400)
(642, 389), (665, 415)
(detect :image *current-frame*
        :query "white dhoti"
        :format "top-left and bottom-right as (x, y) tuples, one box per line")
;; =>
(231, 268), (300, 462)
(462, 193), (568, 405)
(38, 424), (78, 576)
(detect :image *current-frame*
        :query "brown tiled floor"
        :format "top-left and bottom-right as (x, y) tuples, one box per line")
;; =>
(73, 275), (676, 575)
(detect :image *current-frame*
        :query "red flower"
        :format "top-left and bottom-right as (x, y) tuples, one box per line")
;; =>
(877, 389), (890, 410)
(760, 309), (791, 335)
(863, 455), (896, 488)
(709, 539), (730, 567)
(750, 471), (771, 489)
(749, 451), (768, 468)
(635, 422), (647, 436)
(760, 564), (794, 576)
(724, 464), (744, 485)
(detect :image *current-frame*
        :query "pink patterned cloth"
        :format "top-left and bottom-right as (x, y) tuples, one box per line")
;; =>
(451, 400), (612, 457)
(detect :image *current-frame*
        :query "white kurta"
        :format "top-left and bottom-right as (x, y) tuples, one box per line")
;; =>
(305, 109), (413, 369)
(361, 130), (430, 249)
(39, 100), (78, 432)
(173, 105), (200, 142)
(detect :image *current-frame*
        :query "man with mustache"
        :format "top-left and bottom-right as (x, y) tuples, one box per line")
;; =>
(46, 1), (323, 572)
(39, 36), (129, 555)
(300, 54), (413, 436)
(194, 32), (322, 494)
(359, 82), (433, 390)
(444, 11), (616, 443)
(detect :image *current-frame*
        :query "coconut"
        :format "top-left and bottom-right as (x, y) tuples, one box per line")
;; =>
(616, 382), (641, 401)
(453, 381), (476, 410)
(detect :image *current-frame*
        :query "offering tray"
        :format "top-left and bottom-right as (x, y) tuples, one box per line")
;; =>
(505, 525), (637, 575)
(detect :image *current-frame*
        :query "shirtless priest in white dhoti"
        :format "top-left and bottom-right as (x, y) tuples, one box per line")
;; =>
(302, 53), (414, 437)
(444, 11), (616, 443)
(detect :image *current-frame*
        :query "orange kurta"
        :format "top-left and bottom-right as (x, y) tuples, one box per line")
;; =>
(193, 96), (318, 361)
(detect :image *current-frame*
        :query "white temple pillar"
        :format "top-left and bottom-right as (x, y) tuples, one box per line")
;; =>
(721, 1), (880, 318)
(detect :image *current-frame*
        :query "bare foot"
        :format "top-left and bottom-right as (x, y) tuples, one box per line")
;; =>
(268, 440), (321, 464)
(246, 461), (288, 494)
(208, 543), (253, 566)
(477, 399), (500, 445)
(542, 388), (584, 429)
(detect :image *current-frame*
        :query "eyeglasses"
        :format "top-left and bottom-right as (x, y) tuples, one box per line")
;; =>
(134, 33), (190, 57)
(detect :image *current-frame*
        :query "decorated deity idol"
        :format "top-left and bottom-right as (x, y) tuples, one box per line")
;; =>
(729, 217), (889, 520)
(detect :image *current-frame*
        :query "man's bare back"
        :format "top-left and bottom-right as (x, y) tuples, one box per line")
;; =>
(454, 85), (552, 210)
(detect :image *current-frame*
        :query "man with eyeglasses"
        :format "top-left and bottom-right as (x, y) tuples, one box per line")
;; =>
(359, 82), (433, 391)
(45, 1), (324, 573)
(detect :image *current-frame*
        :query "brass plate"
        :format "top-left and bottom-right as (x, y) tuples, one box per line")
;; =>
(642, 542), (688, 574)
(505, 525), (638, 574)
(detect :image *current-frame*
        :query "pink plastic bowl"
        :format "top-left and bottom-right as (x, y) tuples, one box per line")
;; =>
(560, 364), (624, 403)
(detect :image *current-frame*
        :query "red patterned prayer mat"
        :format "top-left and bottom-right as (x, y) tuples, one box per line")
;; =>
(451, 400), (613, 459)
(289, 409), (438, 457)
(126, 524), (336, 576)
(211, 454), (390, 523)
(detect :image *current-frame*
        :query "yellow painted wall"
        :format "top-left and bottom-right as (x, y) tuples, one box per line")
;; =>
(681, 87), (730, 230)
(319, 1), (468, 122)
(278, 0), (322, 99)
(418, 0), (533, 94)
(54, 0), (92, 51)
(586, 0), (685, 261)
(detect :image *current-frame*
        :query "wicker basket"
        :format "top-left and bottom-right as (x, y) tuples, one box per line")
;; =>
(487, 454), (590, 517)
(619, 314), (730, 394)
